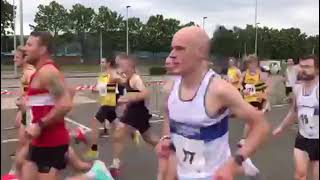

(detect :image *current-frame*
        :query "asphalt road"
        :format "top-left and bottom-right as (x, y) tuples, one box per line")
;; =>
(1, 101), (299, 180)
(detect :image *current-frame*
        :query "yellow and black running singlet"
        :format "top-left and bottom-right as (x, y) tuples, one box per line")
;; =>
(243, 70), (267, 103)
(96, 73), (117, 106)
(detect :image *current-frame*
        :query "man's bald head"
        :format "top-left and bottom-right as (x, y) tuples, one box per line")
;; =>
(167, 26), (211, 75)
(173, 26), (211, 59)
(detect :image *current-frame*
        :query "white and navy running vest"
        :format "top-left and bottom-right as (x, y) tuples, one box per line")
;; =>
(168, 70), (231, 179)
(295, 81), (319, 139)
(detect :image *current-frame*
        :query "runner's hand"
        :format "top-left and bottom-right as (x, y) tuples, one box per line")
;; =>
(25, 123), (41, 139)
(15, 97), (26, 111)
(213, 157), (240, 180)
(15, 112), (22, 128)
(272, 126), (283, 137)
(155, 139), (171, 159)
(117, 96), (130, 104)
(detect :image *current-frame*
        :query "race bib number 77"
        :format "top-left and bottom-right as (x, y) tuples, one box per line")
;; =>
(173, 135), (205, 172)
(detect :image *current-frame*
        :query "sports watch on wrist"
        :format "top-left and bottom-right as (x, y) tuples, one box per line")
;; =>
(234, 153), (245, 166)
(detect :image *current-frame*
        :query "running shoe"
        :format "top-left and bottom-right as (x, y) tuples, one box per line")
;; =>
(86, 160), (114, 180)
(83, 149), (99, 160)
(72, 128), (87, 144)
(131, 131), (140, 145)
(109, 159), (121, 178)
(109, 166), (121, 178)
(1, 174), (18, 180)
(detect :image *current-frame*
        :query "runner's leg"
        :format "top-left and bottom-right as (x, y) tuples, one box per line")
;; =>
(111, 122), (130, 168)
(141, 128), (159, 147)
(21, 161), (38, 180)
(67, 147), (92, 172)
(311, 161), (319, 180)
(90, 117), (100, 151)
(38, 168), (60, 180)
(293, 148), (309, 180)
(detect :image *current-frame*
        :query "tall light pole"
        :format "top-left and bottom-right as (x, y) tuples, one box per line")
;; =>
(126, 5), (131, 55)
(312, 46), (315, 54)
(202, 16), (207, 30)
(254, 0), (258, 55)
(19, 0), (23, 46)
(13, 0), (17, 76)
(99, 30), (102, 60)
(255, 22), (260, 56)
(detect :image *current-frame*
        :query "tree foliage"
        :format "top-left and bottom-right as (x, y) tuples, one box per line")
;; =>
(212, 25), (319, 59)
(29, 1), (68, 38)
(3, 2), (319, 61)
(1, 0), (14, 36)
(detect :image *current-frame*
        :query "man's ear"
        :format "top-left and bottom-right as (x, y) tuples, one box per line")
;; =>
(39, 46), (46, 55)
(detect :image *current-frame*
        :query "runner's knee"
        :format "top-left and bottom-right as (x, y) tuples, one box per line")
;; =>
(112, 128), (126, 142)
(294, 168), (307, 180)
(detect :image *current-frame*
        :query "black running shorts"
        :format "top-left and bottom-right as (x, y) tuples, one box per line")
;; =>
(295, 133), (319, 161)
(95, 105), (117, 123)
(120, 103), (152, 134)
(27, 144), (69, 173)
(249, 102), (263, 110)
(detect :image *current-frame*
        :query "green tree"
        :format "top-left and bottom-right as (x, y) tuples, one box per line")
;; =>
(211, 25), (238, 57)
(127, 17), (144, 52)
(180, 21), (196, 28)
(29, 1), (68, 38)
(29, 1), (69, 55)
(141, 15), (180, 53)
(1, 0), (14, 36)
(1, 0), (14, 52)
(68, 3), (96, 61)
(93, 6), (124, 54)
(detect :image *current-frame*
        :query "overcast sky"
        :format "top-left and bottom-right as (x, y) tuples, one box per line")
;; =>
(13, 0), (319, 37)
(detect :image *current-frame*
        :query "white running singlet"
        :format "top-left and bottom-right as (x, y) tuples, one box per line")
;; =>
(295, 81), (319, 139)
(168, 69), (231, 180)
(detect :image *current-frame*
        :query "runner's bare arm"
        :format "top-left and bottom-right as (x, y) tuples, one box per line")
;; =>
(234, 69), (241, 83)
(39, 67), (73, 127)
(68, 86), (76, 100)
(277, 96), (298, 130)
(111, 71), (127, 85)
(215, 79), (270, 159)
(25, 68), (35, 84)
(260, 72), (271, 96)
(130, 75), (149, 102)
(161, 79), (174, 136)
(239, 72), (246, 90)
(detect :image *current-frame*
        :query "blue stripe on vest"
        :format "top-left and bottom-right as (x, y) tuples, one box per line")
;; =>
(169, 116), (228, 142)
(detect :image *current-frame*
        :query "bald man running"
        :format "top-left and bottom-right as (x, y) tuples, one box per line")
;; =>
(156, 26), (269, 180)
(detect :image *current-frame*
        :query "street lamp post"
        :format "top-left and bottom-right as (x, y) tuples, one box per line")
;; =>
(13, 0), (17, 77)
(255, 22), (260, 56)
(19, 0), (23, 46)
(126, 5), (131, 55)
(254, 0), (258, 55)
(99, 30), (102, 60)
(202, 17), (207, 30)
(312, 47), (315, 54)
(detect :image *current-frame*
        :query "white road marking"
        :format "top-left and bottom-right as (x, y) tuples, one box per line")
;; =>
(65, 117), (91, 132)
(272, 104), (289, 108)
(2, 138), (18, 143)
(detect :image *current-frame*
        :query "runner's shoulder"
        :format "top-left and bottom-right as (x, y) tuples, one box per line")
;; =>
(162, 77), (176, 95)
(38, 63), (61, 79)
(130, 73), (143, 83)
(208, 75), (227, 93)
